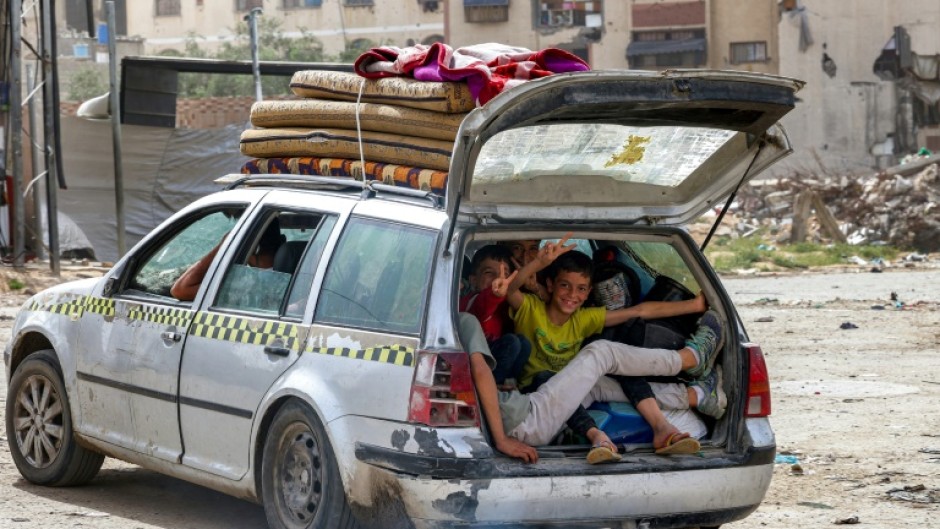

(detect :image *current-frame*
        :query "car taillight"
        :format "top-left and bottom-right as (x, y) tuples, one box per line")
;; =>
(408, 351), (479, 427)
(745, 343), (772, 417)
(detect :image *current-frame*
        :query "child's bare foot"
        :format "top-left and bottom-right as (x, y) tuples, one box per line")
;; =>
(586, 429), (621, 464)
(652, 423), (695, 448)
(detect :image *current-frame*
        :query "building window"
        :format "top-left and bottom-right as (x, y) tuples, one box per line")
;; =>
(634, 29), (704, 42)
(628, 29), (707, 69)
(730, 41), (768, 64)
(155, 0), (181, 16)
(236, 0), (263, 11)
(537, 0), (604, 29)
(418, 0), (440, 12)
(464, 0), (509, 23)
(344, 0), (375, 6)
(284, 0), (323, 7)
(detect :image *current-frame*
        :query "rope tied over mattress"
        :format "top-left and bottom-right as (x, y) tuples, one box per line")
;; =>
(355, 78), (368, 185)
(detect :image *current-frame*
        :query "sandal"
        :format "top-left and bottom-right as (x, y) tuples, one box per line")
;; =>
(654, 432), (701, 455)
(587, 442), (622, 465)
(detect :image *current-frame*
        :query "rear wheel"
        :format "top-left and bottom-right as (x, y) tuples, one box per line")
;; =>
(261, 400), (358, 529)
(5, 350), (104, 486)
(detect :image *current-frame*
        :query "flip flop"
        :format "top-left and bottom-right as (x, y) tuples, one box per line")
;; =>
(587, 443), (622, 465)
(654, 433), (701, 455)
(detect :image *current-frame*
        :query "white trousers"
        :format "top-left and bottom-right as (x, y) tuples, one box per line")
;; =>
(508, 339), (705, 445)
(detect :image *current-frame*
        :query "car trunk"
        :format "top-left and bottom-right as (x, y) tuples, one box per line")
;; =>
(456, 226), (743, 458)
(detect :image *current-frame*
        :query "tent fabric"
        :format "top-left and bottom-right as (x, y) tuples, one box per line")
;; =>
(626, 38), (707, 57)
(58, 116), (248, 262)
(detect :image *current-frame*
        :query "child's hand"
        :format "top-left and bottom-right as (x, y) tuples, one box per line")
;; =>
(491, 263), (518, 298)
(495, 436), (539, 463)
(535, 233), (576, 267)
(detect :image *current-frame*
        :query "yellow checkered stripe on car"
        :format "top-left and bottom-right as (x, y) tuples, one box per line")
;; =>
(28, 296), (86, 317)
(83, 296), (116, 317)
(305, 345), (415, 367)
(190, 312), (300, 350)
(127, 305), (193, 328)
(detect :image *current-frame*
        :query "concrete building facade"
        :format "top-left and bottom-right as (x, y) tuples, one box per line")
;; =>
(78, 0), (445, 58)
(446, 0), (778, 72)
(774, 0), (940, 174)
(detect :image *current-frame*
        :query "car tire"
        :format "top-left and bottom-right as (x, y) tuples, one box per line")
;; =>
(5, 349), (105, 486)
(261, 400), (358, 529)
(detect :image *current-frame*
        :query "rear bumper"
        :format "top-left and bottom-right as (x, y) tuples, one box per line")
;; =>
(356, 442), (774, 479)
(409, 505), (761, 529)
(353, 443), (774, 528)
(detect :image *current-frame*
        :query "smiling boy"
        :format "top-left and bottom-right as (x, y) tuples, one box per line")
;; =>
(489, 236), (724, 457)
(498, 237), (707, 389)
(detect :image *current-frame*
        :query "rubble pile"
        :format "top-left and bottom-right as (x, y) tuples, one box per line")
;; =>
(735, 163), (940, 252)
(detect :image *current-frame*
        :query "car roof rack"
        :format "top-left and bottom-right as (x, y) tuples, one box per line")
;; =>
(214, 173), (443, 208)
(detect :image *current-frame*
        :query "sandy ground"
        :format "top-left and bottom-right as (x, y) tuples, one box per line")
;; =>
(0, 263), (938, 528)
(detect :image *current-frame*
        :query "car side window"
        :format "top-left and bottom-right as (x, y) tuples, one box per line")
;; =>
(316, 217), (436, 334)
(126, 206), (246, 300)
(283, 215), (338, 319)
(214, 209), (324, 315)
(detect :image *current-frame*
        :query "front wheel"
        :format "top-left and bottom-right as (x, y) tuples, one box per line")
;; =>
(261, 400), (357, 529)
(5, 350), (104, 486)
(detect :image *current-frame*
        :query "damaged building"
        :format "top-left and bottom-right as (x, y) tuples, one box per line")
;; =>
(774, 0), (940, 176)
(447, 1), (779, 75)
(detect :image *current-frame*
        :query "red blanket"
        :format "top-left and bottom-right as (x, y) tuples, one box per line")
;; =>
(354, 42), (590, 106)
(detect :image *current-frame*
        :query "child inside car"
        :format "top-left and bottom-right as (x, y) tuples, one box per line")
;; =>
(460, 245), (531, 389)
(489, 235), (726, 460)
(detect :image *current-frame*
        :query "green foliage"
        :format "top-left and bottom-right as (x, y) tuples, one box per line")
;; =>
(8, 278), (25, 290)
(176, 19), (331, 98)
(705, 234), (900, 273)
(66, 65), (108, 102)
(336, 39), (376, 63)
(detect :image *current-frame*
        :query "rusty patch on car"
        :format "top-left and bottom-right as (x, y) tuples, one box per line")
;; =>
(413, 428), (456, 457)
(390, 429), (410, 451)
(430, 482), (491, 522)
(350, 468), (416, 529)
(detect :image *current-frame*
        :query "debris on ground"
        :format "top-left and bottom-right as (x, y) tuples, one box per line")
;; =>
(886, 484), (940, 503)
(833, 515), (860, 525)
(691, 162), (940, 253)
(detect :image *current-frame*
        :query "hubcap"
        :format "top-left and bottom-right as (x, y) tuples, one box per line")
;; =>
(13, 374), (65, 468)
(277, 424), (324, 527)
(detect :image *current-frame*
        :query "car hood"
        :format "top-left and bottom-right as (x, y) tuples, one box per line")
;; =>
(447, 69), (803, 225)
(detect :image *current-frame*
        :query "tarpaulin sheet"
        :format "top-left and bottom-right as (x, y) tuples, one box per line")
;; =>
(58, 116), (248, 262)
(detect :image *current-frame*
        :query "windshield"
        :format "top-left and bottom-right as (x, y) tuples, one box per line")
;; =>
(473, 123), (740, 189)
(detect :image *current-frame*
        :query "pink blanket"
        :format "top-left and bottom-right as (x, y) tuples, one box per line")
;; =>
(354, 42), (590, 106)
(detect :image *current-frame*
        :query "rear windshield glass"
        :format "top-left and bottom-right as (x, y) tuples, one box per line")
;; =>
(474, 124), (739, 187)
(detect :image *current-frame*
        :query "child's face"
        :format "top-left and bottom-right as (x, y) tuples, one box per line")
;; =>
(546, 270), (592, 316)
(470, 257), (507, 292)
(508, 240), (540, 266)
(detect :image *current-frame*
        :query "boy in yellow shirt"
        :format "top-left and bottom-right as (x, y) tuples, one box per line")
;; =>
(491, 236), (723, 457)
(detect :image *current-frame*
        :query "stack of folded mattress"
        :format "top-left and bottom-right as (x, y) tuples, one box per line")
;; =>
(240, 71), (476, 194)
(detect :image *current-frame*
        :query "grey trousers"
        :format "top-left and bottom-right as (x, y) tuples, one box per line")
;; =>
(507, 339), (702, 446)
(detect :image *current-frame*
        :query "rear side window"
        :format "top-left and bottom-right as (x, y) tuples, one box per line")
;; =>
(316, 217), (436, 334)
(624, 241), (699, 294)
(215, 209), (325, 315)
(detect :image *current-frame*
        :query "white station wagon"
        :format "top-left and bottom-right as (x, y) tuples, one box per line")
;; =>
(5, 70), (800, 529)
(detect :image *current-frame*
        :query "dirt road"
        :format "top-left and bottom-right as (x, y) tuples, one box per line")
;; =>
(1, 266), (938, 528)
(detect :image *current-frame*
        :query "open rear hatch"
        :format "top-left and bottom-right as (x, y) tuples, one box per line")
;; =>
(447, 70), (803, 227)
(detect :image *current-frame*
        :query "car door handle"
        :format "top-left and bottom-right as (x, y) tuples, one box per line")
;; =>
(264, 346), (290, 357)
(161, 331), (182, 342)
